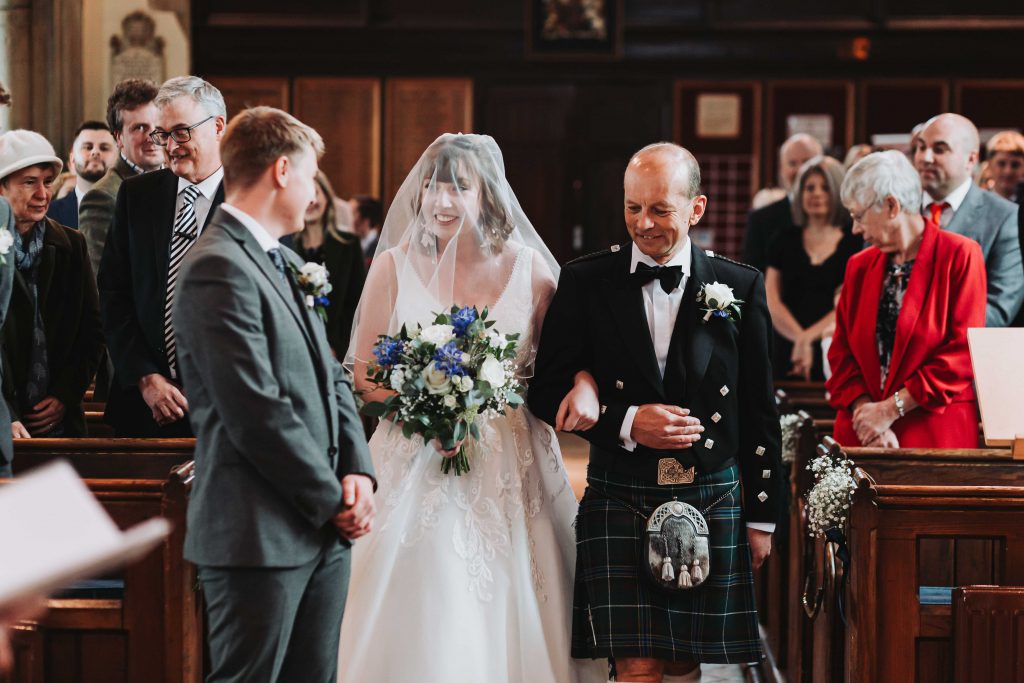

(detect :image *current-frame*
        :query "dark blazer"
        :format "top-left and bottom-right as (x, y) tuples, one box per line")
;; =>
(0, 199), (15, 474)
(97, 168), (224, 436)
(80, 156), (137, 277)
(281, 232), (366, 355)
(175, 207), (375, 567)
(943, 183), (1023, 327)
(1, 218), (103, 436)
(46, 192), (78, 229)
(529, 243), (785, 524)
(742, 196), (793, 272)
(827, 222), (986, 447)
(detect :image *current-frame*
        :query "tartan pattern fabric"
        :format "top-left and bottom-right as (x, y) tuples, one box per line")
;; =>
(572, 464), (764, 664)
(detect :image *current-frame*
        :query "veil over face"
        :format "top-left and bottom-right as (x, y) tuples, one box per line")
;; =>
(344, 133), (560, 389)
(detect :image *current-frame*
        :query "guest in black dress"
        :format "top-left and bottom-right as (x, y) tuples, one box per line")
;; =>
(282, 172), (366, 355)
(766, 155), (861, 380)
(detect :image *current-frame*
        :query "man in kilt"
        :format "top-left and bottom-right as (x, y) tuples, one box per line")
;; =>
(529, 142), (784, 682)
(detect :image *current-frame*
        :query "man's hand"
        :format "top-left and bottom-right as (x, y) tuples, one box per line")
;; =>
(748, 528), (772, 569)
(852, 398), (898, 446)
(138, 373), (189, 426)
(555, 370), (600, 432)
(333, 474), (375, 540)
(630, 404), (704, 450)
(11, 421), (30, 439)
(23, 397), (66, 435)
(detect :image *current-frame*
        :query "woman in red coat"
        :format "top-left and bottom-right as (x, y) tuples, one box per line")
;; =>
(826, 151), (986, 448)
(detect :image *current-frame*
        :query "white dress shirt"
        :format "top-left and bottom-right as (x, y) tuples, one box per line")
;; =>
(921, 177), (972, 228)
(220, 203), (280, 253)
(176, 166), (224, 235)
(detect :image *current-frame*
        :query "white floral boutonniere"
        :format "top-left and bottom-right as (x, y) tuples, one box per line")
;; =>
(697, 281), (743, 324)
(289, 262), (333, 322)
(0, 226), (13, 265)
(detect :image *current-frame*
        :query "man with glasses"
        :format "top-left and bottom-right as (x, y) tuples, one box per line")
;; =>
(79, 79), (164, 277)
(98, 75), (226, 437)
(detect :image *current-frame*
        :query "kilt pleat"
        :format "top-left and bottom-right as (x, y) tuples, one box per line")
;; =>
(571, 464), (764, 664)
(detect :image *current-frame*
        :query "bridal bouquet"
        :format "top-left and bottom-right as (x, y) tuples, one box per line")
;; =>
(361, 305), (525, 475)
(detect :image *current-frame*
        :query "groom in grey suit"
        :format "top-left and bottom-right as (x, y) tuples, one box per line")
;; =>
(0, 198), (14, 477)
(174, 107), (375, 683)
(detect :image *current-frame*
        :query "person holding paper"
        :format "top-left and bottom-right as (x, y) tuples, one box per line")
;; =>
(172, 107), (375, 683)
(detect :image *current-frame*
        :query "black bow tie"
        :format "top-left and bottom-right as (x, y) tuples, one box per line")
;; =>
(630, 262), (684, 294)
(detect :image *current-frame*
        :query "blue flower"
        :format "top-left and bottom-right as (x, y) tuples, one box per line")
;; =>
(432, 341), (467, 377)
(372, 338), (404, 367)
(450, 306), (478, 337)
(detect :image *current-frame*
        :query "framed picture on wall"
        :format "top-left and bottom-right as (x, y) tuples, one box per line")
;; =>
(526, 0), (624, 60)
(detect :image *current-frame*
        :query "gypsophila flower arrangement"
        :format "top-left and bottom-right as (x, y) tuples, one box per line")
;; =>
(360, 305), (524, 475)
(805, 451), (856, 538)
(780, 413), (802, 464)
(697, 281), (743, 323)
(290, 262), (332, 322)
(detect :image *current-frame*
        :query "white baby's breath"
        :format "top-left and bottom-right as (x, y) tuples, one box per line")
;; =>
(780, 413), (802, 464)
(805, 453), (856, 538)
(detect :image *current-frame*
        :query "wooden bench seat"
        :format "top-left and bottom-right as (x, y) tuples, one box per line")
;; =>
(13, 438), (194, 480)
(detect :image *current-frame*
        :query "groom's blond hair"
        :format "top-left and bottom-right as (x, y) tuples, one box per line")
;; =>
(220, 106), (324, 191)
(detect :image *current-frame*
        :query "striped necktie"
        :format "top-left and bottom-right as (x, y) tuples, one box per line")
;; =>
(163, 184), (202, 379)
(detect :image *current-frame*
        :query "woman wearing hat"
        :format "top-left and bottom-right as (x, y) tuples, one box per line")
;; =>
(0, 130), (103, 438)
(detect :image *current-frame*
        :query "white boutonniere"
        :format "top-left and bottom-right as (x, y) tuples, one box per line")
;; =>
(289, 262), (333, 322)
(697, 281), (743, 324)
(0, 227), (13, 265)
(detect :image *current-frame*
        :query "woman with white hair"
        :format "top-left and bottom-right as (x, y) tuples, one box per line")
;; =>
(826, 151), (986, 448)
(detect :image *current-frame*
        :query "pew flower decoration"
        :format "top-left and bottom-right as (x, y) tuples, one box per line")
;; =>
(289, 262), (333, 323)
(780, 413), (802, 464)
(697, 281), (743, 323)
(360, 305), (525, 476)
(806, 452), (856, 538)
(0, 226), (12, 265)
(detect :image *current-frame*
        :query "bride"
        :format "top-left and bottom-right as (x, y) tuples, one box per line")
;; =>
(338, 134), (606, 682)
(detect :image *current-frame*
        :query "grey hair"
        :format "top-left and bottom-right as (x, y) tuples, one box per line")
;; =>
(790, 155), (847, 227)
(840, 150), (922, 215)
(629, 141), (701, 198)
(155, 76), (227, 119)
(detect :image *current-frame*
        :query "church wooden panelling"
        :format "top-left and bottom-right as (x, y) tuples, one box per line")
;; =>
(859, 79), (949, 143)
(209, 77), (290, 120)
(293, 77), (381, 200)
(953, 586), (1024, 683)
(709, 0), (873, 28)
(765, 81), (855, 185)
(383, 78), (473, 207)
(954, 81), (1024, 132)
(673, 80), (761, 260)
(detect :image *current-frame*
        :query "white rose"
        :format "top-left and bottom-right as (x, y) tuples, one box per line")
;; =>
(0, 228), (12, 255)
(478, 355), (506, 388)
(390, 367), (406, 392)
(703, 282), (735, 309)
(457, 375), (474, 393)
(422, 362), (452, 394)
(486, 330), (507, 349)
(299, 262), (330, 288)
(419, 324), (455, 347)
(443, 394), (458, 408)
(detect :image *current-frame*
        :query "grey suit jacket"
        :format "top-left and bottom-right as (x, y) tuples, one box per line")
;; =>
(79, 156), (136, 278)
(0, 199), (14, 470)
(174, 207), (375, 568)
(944, 184), (1024, 326)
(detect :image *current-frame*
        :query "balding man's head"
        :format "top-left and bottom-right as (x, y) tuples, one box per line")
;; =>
(623, 142), (707, 264)
(780, 134), (824, 189)
(913, 113), (980, 199)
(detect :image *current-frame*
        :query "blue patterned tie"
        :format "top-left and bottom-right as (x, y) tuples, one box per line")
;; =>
(267, 248), (289, 285)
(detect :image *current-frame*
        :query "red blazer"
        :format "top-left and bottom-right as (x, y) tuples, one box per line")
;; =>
(826, 221), (986, 447)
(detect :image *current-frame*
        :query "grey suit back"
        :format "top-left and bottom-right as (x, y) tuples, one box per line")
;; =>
(0, 199), (14, 472)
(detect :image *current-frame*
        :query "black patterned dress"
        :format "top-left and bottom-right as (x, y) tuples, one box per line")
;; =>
(876, 259), (914, 389)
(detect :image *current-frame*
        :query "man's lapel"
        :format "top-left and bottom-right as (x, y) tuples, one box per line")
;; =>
(944, 184), (983, 237)
(675, 245), (715, 389)
(603, 246), (665, 398)
(202, 182), (225, 230)
(153, 170), (180, 296)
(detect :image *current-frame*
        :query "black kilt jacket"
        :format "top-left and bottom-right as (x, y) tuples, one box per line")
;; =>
(529, 242), (785, 524)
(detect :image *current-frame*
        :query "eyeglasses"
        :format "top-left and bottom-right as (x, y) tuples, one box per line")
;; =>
(149, 115), (214, 146)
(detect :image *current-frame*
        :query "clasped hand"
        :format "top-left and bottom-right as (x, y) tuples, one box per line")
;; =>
(139, 373), (189, 426)
(631, 404), (704, 450)
(852, 399), (900, 448)
(333, 474), (375, 540)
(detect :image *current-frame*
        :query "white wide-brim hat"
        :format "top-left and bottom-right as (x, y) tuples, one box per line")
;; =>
(0, 129), (63, 182)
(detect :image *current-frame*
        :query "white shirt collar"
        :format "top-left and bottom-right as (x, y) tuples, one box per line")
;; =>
(630, 238), (692, 278)
(220, 203), (280, 252)
(177, 166), (224, 200)
(923, 177), (972, 212)
(74, 184), (86, 205)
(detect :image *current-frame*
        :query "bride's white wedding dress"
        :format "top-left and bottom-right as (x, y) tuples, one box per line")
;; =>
(337, 246), (605, 683)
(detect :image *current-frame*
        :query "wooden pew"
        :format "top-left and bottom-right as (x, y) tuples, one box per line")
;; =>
(775, 381), (832, 419)
(953, 586), (1024, 683)
(12, 438), (194, 480)
(4, 462), (200, 683)
(846, 468), (1024, 683)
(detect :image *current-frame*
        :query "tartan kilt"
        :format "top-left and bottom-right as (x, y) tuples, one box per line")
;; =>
(571, 463), (764, 664)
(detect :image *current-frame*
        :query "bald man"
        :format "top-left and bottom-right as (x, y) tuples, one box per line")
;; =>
(914, 113), (1023, 327)
(742, 133), (824, 272)
(531, 143), (784, 681)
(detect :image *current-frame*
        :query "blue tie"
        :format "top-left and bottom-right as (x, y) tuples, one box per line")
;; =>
(267, 248), (289, 285)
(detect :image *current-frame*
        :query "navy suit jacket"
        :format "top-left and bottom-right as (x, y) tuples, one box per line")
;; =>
(46, 192), (78, 229)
